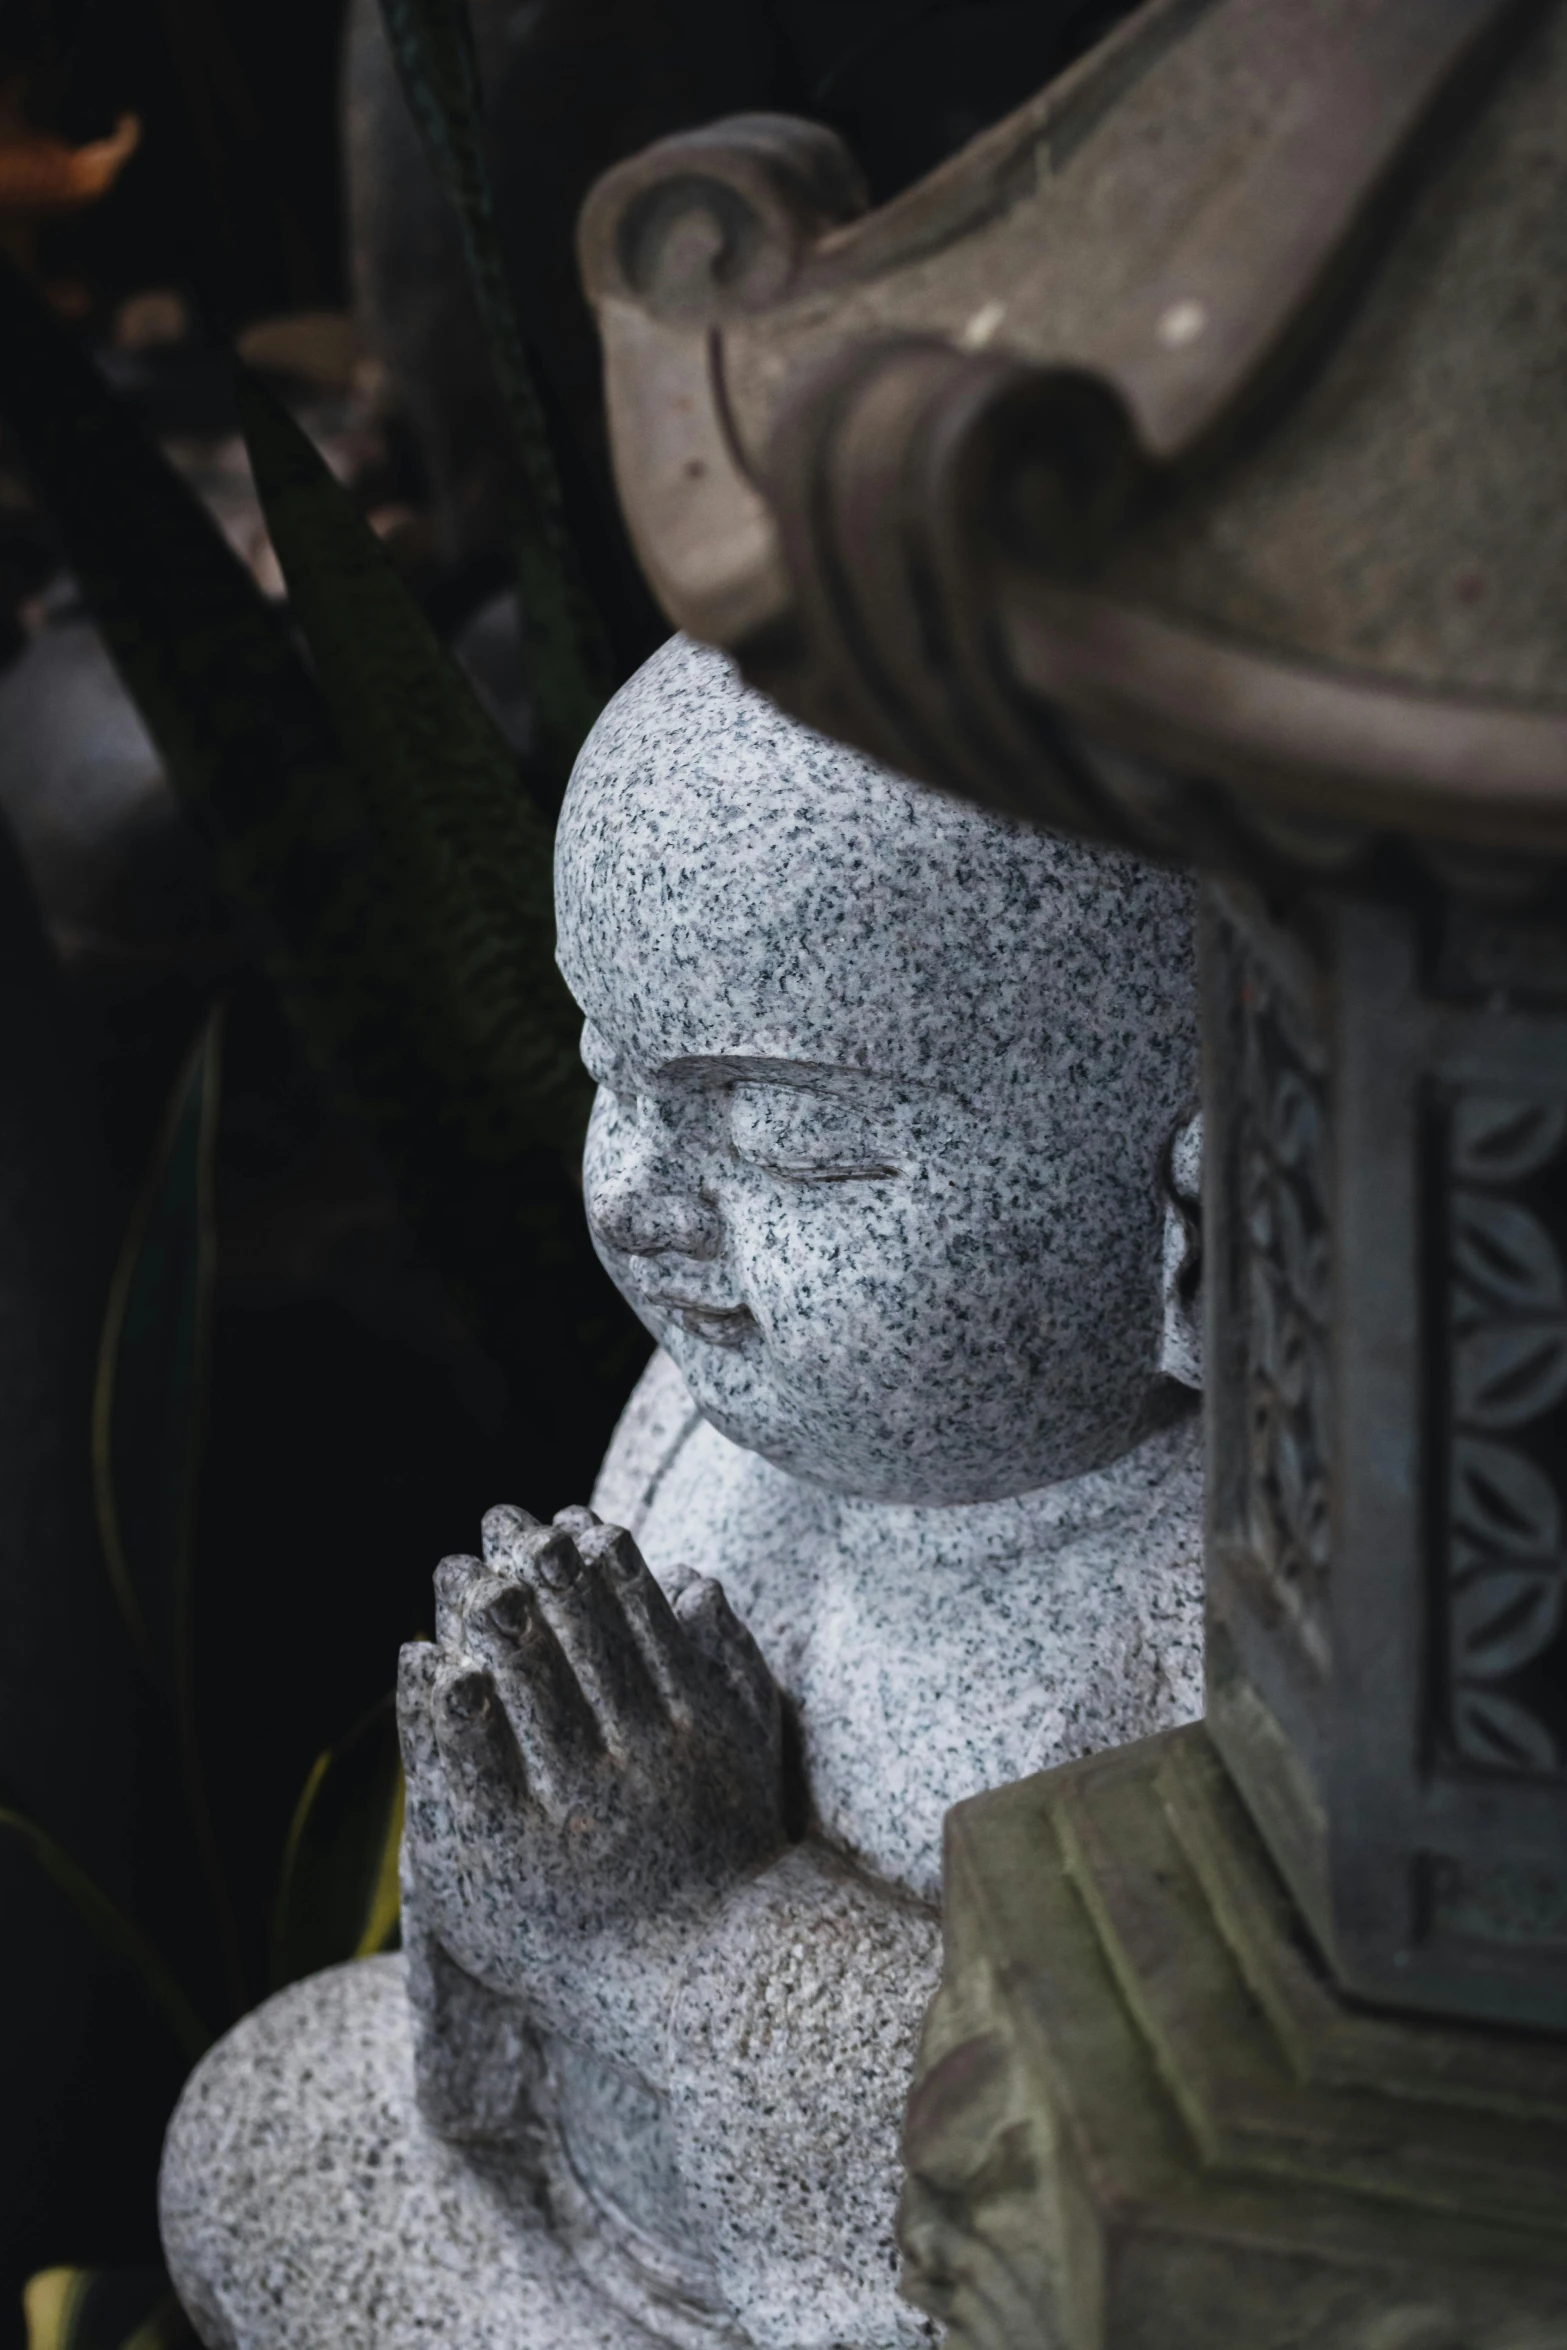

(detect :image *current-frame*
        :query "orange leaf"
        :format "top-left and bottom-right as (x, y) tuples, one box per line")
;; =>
(0, 112), (141, 222)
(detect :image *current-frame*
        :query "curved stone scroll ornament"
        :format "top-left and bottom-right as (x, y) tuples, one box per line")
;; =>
(579, 0), (1567, 878)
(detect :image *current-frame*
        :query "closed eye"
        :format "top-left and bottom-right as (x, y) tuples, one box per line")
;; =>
(729, 1084), (899, 1183)
(743, 1154), (899, 1183)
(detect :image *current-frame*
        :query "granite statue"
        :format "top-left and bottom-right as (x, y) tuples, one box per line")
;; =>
(159, 634), (1204, 2348)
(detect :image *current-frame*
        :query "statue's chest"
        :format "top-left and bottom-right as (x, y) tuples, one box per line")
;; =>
(631, 1414), (1204, 1908)
(793, 1509), (1202, 1902)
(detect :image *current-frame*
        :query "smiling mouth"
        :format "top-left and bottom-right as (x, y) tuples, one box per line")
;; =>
(655, 1298), (758, 1348)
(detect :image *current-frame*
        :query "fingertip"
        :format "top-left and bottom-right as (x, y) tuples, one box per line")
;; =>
(482, 1503), (542, 1563)
(434, 1553), (481, 1641)
(480, 1579), (537, 1644)
(439, 1664), (495, 1728)
(552, 1504), (601, 1535)
(670, 1577), (776, 1723)
(398, 1637), (439, 1692)
(434, 1666), (505, 1771)
(528, 1529), (583, 1594)
(673, 1574), (733, 1629)
(576, 1524), (646, 1585)
(396, 1642), (443, 1778)
(461, 1574), (549, 1675)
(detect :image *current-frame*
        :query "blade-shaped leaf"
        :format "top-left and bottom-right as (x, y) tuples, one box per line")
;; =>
(233, 366), (591, 1158)
(93, 1012), (222, 1689)
(1451, 1437), (1563, 1559)
(91, 1008), (245, 2016)
(0, 261), (439, 1179)
(24, 2267), (194, 2350)
(0, 261), (356, 894)
(1451, 1190), (1565, 1312)
(1454, 1320), (1567, 1432)
(0, 1812), (210, 2067)
(230, 361), (647, 1469)
(1453, 1686), (1561, 1775)
(1450, 1095), (1567, 1184)
(1451, 1567), (1565, 1680)
(0, 263), (639, 1439)
(271, 1695), (405, 1990)
(375, 0), (611, 788)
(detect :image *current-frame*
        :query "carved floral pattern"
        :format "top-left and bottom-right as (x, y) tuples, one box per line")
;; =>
(1445, 1094), (1567, 1777)
(1236, 944), (1333, 1670)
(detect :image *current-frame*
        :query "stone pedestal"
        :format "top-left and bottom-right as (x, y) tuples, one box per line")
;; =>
(1204, 881), (1567, 2036)
(901, 1727), (1567, 2350)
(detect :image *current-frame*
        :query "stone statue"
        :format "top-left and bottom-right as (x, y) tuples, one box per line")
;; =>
(160, 635), (1204, 2350)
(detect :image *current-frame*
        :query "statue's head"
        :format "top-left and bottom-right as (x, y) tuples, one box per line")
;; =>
(555, 636), (1198, 1507)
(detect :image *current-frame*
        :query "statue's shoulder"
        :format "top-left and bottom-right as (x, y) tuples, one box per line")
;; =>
(590, 1347), (705, 1538)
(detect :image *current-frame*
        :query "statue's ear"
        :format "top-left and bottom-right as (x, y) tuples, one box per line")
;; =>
(1158, 1110), (1203, 1390)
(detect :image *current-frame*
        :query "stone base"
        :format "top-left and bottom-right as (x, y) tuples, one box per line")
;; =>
(899, 1727), (1567, 2350)
(159, 1958), (693, 2350)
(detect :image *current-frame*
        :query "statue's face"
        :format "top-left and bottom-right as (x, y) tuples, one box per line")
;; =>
(555, 639), (1196, 1507)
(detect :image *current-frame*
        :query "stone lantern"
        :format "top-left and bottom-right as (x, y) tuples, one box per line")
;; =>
(578, 0), (1567, 2337)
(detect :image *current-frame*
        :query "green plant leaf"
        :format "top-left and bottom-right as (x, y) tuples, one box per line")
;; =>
(0, 262), (441, 1204)
(0, 263), (360, 916)
(0, 261), (637, 1433)
(226, 358), (645, 1462)
(93, 1013), (223, 1691)
(234, 365), (593, 1164)
(376, 0), (612, 786)
(90, 1004), (246, 2016)
(23, 2266), (195, 2350)
(0, 1814), (211, 2068)
(270, 1695), (405, 1990)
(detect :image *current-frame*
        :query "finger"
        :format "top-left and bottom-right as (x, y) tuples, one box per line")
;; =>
(552, 1504), (600, 1536)
(397, 1640), (456, 1862)
(574, 1524), (694, 1730)
(674, 1575), (777, 1726)
(396, 1639), (442, 1787)
(490, 1522), (660, 1754)
(460, 1571), (601, 1818)
(481, 1503), (542, 1566)
(433, 1552), (482, 1648)
(419, 1661), (529, 1861)
(431, 1660), (517, 1804)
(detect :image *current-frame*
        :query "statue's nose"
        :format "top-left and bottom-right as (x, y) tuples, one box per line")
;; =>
(585, 1106), (723, 1260)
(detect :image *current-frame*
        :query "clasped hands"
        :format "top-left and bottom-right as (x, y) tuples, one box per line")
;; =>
(398, 1503), (787, 2076)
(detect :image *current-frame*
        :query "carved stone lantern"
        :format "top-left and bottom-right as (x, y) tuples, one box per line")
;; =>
(577, 0), (1567, 2339)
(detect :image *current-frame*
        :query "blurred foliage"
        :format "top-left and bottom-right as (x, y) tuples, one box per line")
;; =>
(0, 1808), (211, 2071)
(0, 6), (634, 2331)
(93, 1011), (220, 1699)
(271, 1695), (404, 1989)
(23, 2267), (193, 2350)
(0, 259), (636, 1428)
(0, 110), (140, 232)
(233, 363), (592, 1158)
(377, 0), (612, 793)
(9, 1018), (416, 2338)
(91, 1008), (243, 2016)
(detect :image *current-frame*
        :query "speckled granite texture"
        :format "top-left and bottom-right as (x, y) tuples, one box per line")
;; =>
(160, 1959), (659, 2350)
(561, 637), (1201, 1505)
(162, 638), (1204, 2350)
